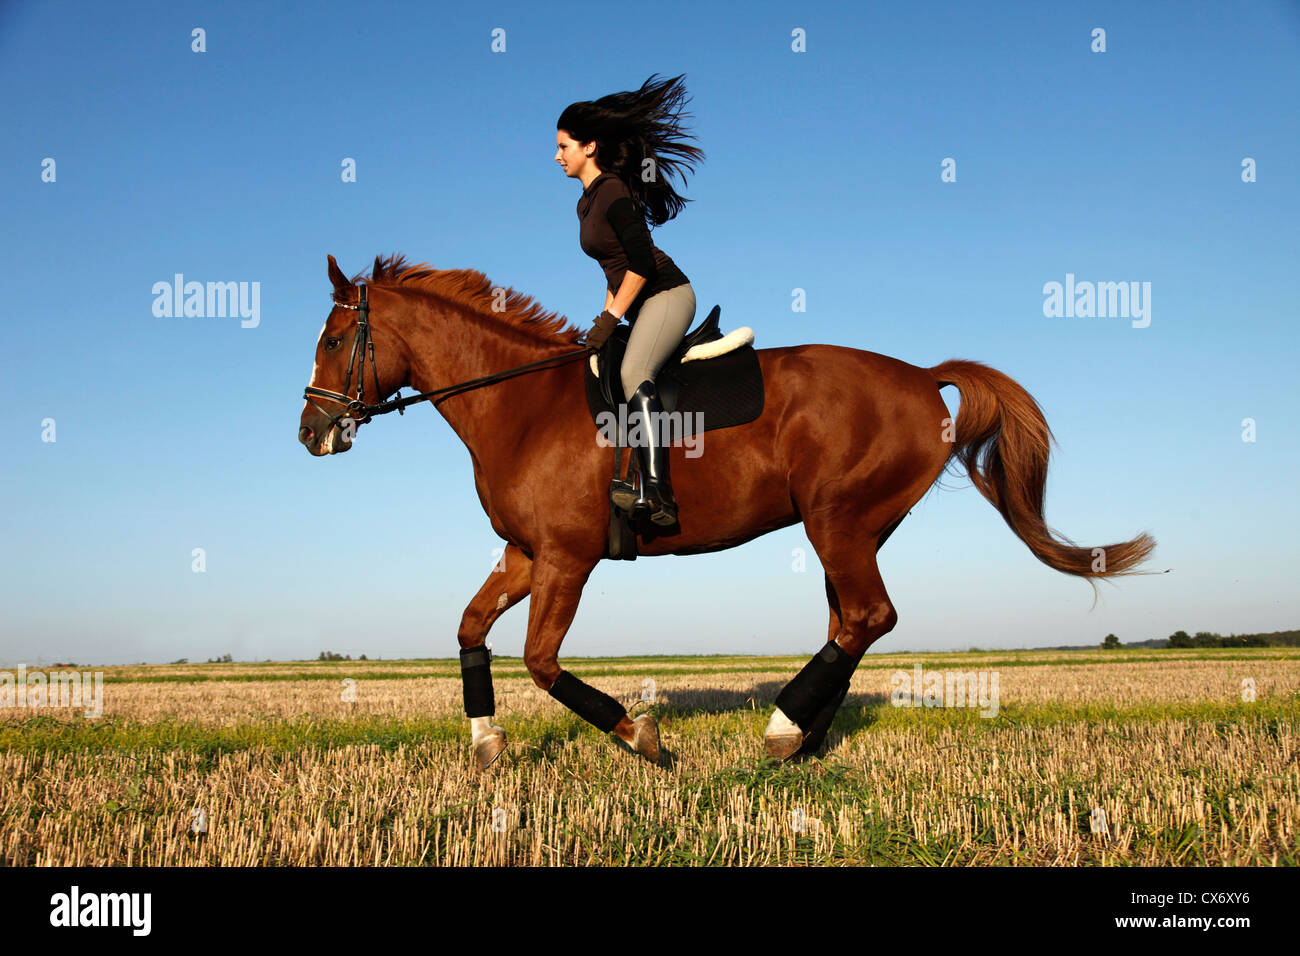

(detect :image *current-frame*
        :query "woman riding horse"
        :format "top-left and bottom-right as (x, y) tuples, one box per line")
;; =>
(556, 73), (704, 526)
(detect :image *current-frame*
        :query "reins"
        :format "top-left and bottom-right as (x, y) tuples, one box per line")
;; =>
(303, 283), (592, 427)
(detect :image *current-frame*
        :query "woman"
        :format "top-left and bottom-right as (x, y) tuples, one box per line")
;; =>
(556, 73), (704, 527)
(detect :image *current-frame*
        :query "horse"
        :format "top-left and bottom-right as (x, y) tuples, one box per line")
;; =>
(299, 254), (1156, 769)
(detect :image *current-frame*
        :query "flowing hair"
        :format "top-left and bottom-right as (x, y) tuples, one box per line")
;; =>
(557, 73), (705, 227)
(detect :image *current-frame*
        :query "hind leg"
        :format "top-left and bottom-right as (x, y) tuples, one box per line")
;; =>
(824, 571), (843, 642)
(795, 515), (909, 755)
(788, 575), (847, 756)
(766, 518), (900, 760)
(820, 514), (900, 642)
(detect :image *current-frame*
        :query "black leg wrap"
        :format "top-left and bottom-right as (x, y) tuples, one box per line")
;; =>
(798, 681), (852, 755)
(460, 646), (495, 718)
(775, 641), (861, 730)
(548, 670), (627, 733)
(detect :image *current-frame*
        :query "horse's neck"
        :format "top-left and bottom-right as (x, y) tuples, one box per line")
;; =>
(404, 300), (577, 459)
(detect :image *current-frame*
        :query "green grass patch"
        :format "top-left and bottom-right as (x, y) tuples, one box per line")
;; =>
(2, 697), (1294, 758)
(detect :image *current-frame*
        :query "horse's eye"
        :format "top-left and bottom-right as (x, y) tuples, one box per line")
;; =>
(324, 337), (341, 351)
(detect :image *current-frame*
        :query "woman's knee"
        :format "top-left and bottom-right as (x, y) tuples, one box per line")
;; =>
(621, 363), (653, 401)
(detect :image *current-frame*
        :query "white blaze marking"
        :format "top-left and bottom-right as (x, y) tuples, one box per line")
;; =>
(309, 316), (328, 384)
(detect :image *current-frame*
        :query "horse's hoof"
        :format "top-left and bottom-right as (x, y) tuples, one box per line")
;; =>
(473, 728), (507, 770)
(631, 714), (661, 764)
(763, 707), (805, 762)
(764, 731), (805, 762)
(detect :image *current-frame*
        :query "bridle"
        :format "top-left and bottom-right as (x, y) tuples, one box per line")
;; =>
(303, 282), (592, 431)
(303, 284), (382, 429)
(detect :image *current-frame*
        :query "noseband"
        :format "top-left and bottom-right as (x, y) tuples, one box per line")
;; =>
(303, 283), (592, 431)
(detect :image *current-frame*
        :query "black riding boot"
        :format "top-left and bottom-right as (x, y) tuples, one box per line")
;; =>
(627, 379), (677, 526)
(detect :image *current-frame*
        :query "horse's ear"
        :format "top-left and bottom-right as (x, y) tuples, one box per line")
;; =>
(373, 254), (385, 282)
(327, 254), (352, 294)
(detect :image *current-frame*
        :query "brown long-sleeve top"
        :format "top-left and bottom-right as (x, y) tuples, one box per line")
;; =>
(577, 172), (689, 322)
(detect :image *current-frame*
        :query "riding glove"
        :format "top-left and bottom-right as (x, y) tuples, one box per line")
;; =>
(584, 309), (621, 350)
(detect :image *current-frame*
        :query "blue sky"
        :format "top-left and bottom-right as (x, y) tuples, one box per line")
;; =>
(2, 0), (1297, 665)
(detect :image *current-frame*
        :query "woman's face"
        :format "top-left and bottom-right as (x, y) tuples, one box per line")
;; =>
(555, 129), (597, 180)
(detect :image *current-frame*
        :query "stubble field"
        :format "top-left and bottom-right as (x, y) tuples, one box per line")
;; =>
(1, 649), (1297, 866)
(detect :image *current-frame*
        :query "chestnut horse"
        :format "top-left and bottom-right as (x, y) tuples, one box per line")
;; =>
(299, 254), (1155, 768)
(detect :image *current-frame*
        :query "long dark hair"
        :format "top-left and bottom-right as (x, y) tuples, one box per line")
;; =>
(557, 73), (704, 227)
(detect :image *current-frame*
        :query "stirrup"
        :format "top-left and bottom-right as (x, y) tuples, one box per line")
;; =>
(610, 476), (638, 512)
(632, 464), (677, 525)
(646, 489), (677, 526)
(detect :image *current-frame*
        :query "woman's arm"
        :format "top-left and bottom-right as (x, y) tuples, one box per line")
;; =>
(605, 288), (616, 315)
(609, 272), (648, 319)
(604, 194), (656, 319)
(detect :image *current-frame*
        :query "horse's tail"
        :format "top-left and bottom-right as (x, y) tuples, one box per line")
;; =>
(928, 359), (1156, 586)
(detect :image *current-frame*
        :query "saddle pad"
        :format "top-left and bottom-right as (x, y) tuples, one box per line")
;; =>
(584, 344), (765, 440)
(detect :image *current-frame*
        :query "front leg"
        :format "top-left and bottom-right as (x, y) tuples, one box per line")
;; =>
(522, 555), (660, 765)
(457, 543), (533, 769)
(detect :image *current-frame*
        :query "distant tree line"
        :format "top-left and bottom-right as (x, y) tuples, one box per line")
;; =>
(1098, 629), (1290, 649)
(1164, 630), (1269, 648)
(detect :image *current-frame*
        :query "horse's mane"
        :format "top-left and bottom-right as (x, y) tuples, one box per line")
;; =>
(353, 253), (585, 345)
